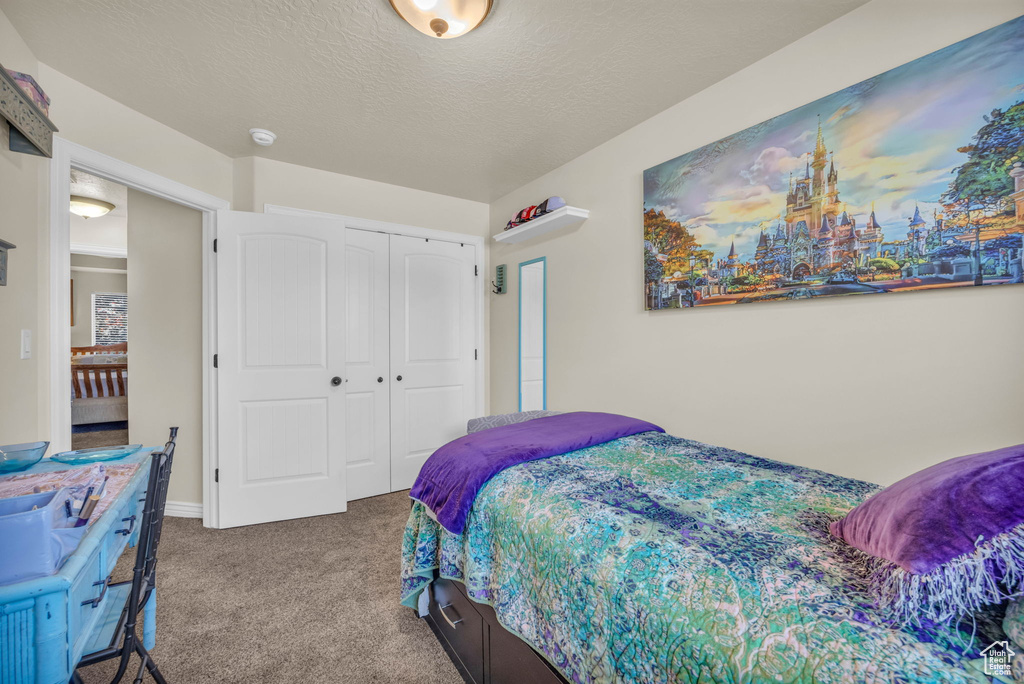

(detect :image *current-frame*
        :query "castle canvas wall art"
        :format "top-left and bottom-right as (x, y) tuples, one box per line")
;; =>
(643, 15), (1024, 310)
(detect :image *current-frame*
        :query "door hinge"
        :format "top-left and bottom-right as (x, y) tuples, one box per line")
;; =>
(213, 238), (218, 253)
(213, 354), (218, 368)
(474, 349), (478, 360)
(215, 468), (219, 483)
(474, 265), (478, 276)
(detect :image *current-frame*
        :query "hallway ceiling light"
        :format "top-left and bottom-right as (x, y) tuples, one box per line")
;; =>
(69, 195), (115, 219)
(389, 0), (492, 39)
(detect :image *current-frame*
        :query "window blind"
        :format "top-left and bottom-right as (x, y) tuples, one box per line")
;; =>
(92, 292), (128, 345)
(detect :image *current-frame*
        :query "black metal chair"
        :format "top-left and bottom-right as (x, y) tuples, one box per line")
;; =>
(72, 427), (178, 684)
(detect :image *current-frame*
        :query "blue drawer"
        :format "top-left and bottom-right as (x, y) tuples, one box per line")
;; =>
(100, 486), (142, 571)
(68, 541), (106, 668)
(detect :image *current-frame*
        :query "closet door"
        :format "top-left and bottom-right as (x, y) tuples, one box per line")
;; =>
(389, 235), (477, 491)
(345, 229), (391, 501)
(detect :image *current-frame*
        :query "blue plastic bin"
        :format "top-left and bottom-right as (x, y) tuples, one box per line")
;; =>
(0, 487), (87, 585)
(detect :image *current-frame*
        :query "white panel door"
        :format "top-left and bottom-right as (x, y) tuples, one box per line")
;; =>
(216, 210), (347, 528)
(344, 228), (391, 501)
(389, 235), (476, 491)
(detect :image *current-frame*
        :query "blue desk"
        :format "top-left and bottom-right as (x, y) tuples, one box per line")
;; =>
(0, 450), (154, 684)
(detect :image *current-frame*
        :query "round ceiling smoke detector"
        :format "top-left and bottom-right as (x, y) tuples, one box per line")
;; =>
(249, 128), (277, 146)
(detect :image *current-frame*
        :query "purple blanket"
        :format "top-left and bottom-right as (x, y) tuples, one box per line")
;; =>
(410, 411), (664, 534)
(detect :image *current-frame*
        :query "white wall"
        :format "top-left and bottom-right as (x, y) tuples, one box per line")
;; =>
(0, 9), (47, 444)
(237, 155), (490, 237)
(126, 189), (204, 506)
(70, 255), (127, 347)
(488, 0), (1024, 486)
(70, 214), (127, 254)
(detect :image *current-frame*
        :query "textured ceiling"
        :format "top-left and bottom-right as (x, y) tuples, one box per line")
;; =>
(3, 0), (867, 202)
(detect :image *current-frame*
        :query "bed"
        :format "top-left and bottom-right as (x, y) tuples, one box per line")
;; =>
(401, 423), (1007, 683)
(71, 343), (128, 425)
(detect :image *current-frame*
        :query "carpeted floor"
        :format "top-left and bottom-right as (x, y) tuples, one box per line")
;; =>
(79, 492), (461, 684)
(71, 429), (130, 450)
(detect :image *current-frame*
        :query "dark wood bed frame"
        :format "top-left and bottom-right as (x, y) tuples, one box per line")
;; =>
(421, 574), (569, 684)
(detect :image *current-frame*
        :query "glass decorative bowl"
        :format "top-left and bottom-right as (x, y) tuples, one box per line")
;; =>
(50, 444), (142, 465)
(0, 441), (49, 474)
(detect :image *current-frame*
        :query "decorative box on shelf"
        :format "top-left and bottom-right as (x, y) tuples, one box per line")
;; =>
(5, 70), (49, 115)
(493, 206), (590, 244)
(0, 61), (58, 158)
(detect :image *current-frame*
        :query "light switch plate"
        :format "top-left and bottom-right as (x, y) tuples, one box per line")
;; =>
(20, 329), (31, 359)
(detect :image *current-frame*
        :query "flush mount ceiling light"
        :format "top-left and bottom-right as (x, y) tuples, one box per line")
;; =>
(389, 0), (492, 39)
(69, 195), (115, 219)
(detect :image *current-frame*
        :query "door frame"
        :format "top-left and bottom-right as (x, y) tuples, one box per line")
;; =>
(264, 204), (487, 421)
(48, 137), (230, 527)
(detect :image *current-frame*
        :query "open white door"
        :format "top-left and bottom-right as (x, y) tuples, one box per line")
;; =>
(216, 210), (347, 528)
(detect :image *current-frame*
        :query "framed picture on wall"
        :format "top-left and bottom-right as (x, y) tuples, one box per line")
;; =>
(643, 15), (1024, 311)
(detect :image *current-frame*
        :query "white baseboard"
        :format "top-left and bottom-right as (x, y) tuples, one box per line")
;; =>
(165, 500), (203, 518)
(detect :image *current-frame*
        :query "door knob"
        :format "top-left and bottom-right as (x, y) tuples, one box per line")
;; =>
(377, 377), (384, 383)
(396, 375), (403, 382)
(331, 376), (343, 387)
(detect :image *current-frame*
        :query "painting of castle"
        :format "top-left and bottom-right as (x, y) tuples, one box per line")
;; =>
(643, 15), (1024, 310)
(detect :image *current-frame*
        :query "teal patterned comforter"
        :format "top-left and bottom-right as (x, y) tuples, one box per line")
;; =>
(401, 432), (998, 683)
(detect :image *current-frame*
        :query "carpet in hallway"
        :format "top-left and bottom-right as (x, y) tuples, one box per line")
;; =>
(78, 491), (461, 684)
(71, 429), (130, 450)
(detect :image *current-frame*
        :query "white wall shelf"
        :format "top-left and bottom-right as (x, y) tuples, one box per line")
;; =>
(493, 206), (590, 244)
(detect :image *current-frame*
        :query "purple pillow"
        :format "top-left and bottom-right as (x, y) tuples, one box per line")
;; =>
(829, 443), (1024, 625)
